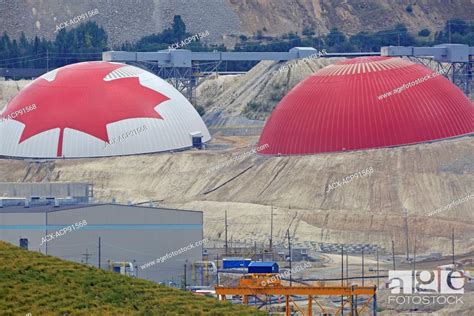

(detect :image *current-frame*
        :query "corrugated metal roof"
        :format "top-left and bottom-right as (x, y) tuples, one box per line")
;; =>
(0, 61), (210, 158)
(0, 203), (202, 214)
(258, 57), (473, 155)
(248, 262), (278, 267)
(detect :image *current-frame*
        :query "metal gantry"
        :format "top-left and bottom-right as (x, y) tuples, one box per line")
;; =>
(215, 284), (377, 316)
(381, 44), (474, 96)
(102, 44), (474, 102)
(102, 48), (378, 105)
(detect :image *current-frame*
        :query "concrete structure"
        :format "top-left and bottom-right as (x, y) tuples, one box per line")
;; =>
(0, 203), (203, 284)
(0, 61), (210, 159)
(258, 56), (473, 155)
(382, 44), (474, 95)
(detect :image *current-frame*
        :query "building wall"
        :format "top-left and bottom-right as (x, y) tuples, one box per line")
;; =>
(0, 211), (45, 250)
(0, 204), (203, 284)
(0, 182), (91, 200)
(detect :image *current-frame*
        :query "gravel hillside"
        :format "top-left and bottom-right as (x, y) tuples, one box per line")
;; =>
(1, 0), (473, 46)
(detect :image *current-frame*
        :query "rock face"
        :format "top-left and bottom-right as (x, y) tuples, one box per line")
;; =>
(229, 0), (474, 37)
(0, 0), (240, 48)
(0, 0), (159, 48)
(1, 0), (473, 46)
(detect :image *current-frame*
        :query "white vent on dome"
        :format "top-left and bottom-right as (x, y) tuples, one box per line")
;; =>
(40, 69), (60, 82)
(103, 66), (147, 81)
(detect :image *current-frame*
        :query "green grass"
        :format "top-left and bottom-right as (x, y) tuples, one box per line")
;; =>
(0, 241), (266, 315)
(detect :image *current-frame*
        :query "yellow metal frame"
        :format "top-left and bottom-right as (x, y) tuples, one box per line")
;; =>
(216, 285), (377, 316)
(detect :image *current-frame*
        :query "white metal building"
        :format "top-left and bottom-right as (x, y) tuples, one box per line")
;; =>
(0, 61), (210, 158)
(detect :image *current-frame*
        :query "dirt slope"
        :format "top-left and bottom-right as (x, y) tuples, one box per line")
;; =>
(199, 58), (342, 125)
(0, 80), (30, 110)
(0, 135), (472, 257)
(1, 57), (473, 257)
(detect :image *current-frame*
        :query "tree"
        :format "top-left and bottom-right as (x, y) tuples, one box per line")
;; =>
(172, 15), (186, 38)
(326, 28), (352, 51)
(302, 27), (315, 37)
(446, 19), (468, 35)
(350, 32), (375, 51)
(418, 29), (430, 37)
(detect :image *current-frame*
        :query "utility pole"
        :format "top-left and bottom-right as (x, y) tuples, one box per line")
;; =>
(392, 240), (396, 270)
(82, 249), (92, 265)
(448, 22), (452, 44)
(345, 252), (348, 286)
(361, 249), (365, 286)
(376, 246), (380, 289)
(403, 208), (409, 261)
(287, 229), (292, 286)
(98, 237), (101, 269)
(184, 262), (187, 290)
(254, 241), (257, 261)
(413, 237), (417, 293)
(341, 246), (344, 286)
(225, 210), (228, 255)
(341, 246), (344, 315)
(216, 253), (219, 286)
(413, 238), (416, 271)
(45, 210), (48, 255)
(452, 228), (455, 265)
(270, 205), (273, 252)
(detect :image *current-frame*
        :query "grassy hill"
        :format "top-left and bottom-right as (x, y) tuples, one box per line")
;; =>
(0, 241), (264, 315)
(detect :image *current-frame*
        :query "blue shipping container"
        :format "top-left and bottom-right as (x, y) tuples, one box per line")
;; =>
(223, 259), (252, 269)
(248, 262), (279, 274)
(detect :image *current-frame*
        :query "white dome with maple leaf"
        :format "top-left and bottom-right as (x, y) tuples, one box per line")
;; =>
(0, 61), (210, 158)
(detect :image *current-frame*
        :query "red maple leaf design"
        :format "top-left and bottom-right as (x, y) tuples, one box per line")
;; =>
(1, 62), (169, 157)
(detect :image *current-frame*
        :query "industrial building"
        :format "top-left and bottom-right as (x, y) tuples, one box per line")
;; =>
(0, 198), (204, 284)
(258, 56), (473, 155)
(0, 61), (210, 158)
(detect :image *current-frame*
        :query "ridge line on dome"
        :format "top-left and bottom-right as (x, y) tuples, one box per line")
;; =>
(104, 65), (147, 81)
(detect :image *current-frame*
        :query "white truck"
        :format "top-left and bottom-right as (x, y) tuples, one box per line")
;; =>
(108, 261), (136, 277)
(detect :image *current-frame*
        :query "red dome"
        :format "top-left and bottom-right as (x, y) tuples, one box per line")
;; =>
(258, 57), (473, 155)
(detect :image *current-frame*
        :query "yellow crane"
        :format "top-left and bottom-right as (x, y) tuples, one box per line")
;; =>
(215, 274), (377, 316)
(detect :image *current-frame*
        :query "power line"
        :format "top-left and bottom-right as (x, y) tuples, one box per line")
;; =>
(224, 210), (228, 256)
(0, 53), (45, 61)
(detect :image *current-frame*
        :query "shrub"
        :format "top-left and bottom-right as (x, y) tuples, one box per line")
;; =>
(245, 101), (261, 112)
(194, 105), (205, 116)
(418, 29), (430, 37)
